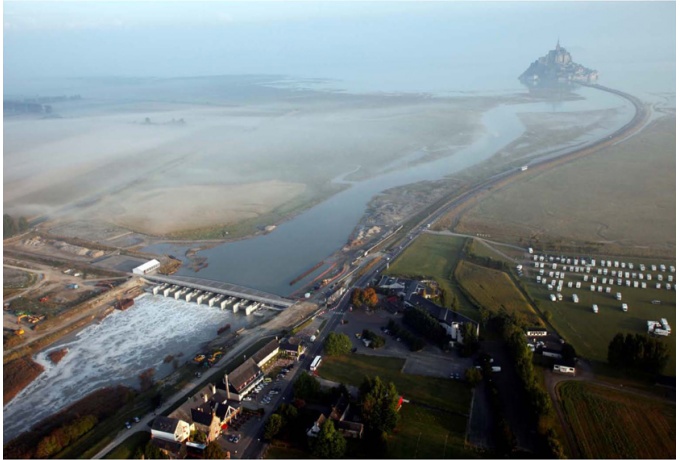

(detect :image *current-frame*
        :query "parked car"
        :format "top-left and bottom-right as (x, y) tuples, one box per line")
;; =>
(125, 422), (132, 430)
(133, 416), (140, 423)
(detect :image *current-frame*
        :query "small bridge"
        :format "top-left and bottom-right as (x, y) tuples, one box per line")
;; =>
(143, 274), (296, 309)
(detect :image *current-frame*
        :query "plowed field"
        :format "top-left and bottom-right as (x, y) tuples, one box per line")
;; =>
(558, 381), (675, 458)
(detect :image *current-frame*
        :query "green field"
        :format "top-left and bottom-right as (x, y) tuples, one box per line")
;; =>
(317, 353), (475, 458)
(454, 115), (676, 258)
(455, 260), (542, 326)
(387, 404), (474, 459)
(558, 381), (675, 459)
(526, 282), (676, 375)
(317, 354), (471, 415)
(385, 233), (479, 321)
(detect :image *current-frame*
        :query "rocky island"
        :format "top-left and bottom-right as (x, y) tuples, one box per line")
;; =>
(519, 41), (598, 86)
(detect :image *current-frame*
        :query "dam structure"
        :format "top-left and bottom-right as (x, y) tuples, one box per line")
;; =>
(144, 274), (296, 312)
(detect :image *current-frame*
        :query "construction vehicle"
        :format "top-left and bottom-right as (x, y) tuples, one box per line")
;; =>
(193, 354), (206, 363)
(14, 328), (25, 336)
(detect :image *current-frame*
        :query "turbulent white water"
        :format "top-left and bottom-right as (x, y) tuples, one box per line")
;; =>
(3, 294), (257, 441)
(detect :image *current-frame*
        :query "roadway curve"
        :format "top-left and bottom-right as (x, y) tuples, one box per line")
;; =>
(439, 83), (649, 231)
(344, 84), (649, 287)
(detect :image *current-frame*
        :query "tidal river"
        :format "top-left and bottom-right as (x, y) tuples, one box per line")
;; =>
(3, 87), (634, 442)
(148, 86), (635, 296)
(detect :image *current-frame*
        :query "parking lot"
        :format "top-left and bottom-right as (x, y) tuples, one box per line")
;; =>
(335, 307), (473, 379)
(216, 359), (300, 458)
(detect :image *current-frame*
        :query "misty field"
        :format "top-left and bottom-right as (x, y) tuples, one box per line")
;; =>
(454, 115), (676, 256)
(558, 381), (675, 459)
(454, 260), (541, 326)
(4, 77), (494, 237)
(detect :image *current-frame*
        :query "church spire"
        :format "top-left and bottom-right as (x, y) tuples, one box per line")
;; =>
(556, 38), (561, 50)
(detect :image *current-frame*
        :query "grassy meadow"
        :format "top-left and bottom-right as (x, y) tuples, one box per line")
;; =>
(558, 381), (675, 459)
(454, 260), (542, 326)
(387, 403), (474, 459)
(453, 115), (676, 258)
(317, 354), (471, 415)
(317, 353), (475, 459)
(384, 233), (479, 320)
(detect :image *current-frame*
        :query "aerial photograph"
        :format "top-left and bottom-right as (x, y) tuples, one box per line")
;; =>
(2, 1), (675, 459)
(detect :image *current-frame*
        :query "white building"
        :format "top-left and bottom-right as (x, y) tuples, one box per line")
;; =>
(132, 259), (161, 275)
(151, 416), (192, 443)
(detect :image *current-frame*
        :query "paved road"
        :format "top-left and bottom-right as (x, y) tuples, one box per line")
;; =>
(93, 331), (272, 459)
(94, 82), (648, 459)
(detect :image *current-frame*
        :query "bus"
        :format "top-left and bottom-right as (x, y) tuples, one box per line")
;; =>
(310, 355), (322, 372)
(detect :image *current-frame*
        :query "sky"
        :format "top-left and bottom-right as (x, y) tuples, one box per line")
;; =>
(3, 1), (676, 93)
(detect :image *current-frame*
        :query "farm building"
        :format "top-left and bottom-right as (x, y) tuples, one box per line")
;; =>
(132, 259), (160, 275)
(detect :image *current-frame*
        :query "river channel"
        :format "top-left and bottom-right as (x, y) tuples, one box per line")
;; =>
(147, 86), (634, 296)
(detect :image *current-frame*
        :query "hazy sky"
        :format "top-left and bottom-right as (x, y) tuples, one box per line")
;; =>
(3, 1), (676, 93)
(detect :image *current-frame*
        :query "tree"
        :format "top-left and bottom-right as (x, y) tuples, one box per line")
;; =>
(324, 332), (352, 356)
(451, 293), (460, 311)
(351, 288), (362, 308)
(204, 442), (225, 459)
(139, 368), (156, 391)
(18, 216), (29, 232)
(561, 343), (577, 365)
(359, 376), (400, 436)
(439, 289), (448, 308)
(460, 322), (480, 356)
(465, 367), (482, 387)
(144, 441), (169, 459)
(4, 214), (17, 238)
(263, 414), (283, 441)
(278, 403), (299, 424)
(310, 420), (346, 458)
(351, 288), (378, 309)
(293, 372), (321, 400)
(191, 429), (207, 443)
(607, 332), (669, 374)
(363, 288), (378, 308)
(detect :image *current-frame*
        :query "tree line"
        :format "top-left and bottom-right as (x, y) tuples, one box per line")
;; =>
(403, 306), (449, 348)
(4, 214), (29, 238)
(488, 310), (565, 458)
(608, 332), (669, 375)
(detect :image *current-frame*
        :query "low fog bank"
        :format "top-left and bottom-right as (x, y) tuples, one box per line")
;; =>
(4, 76), (497, 235)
